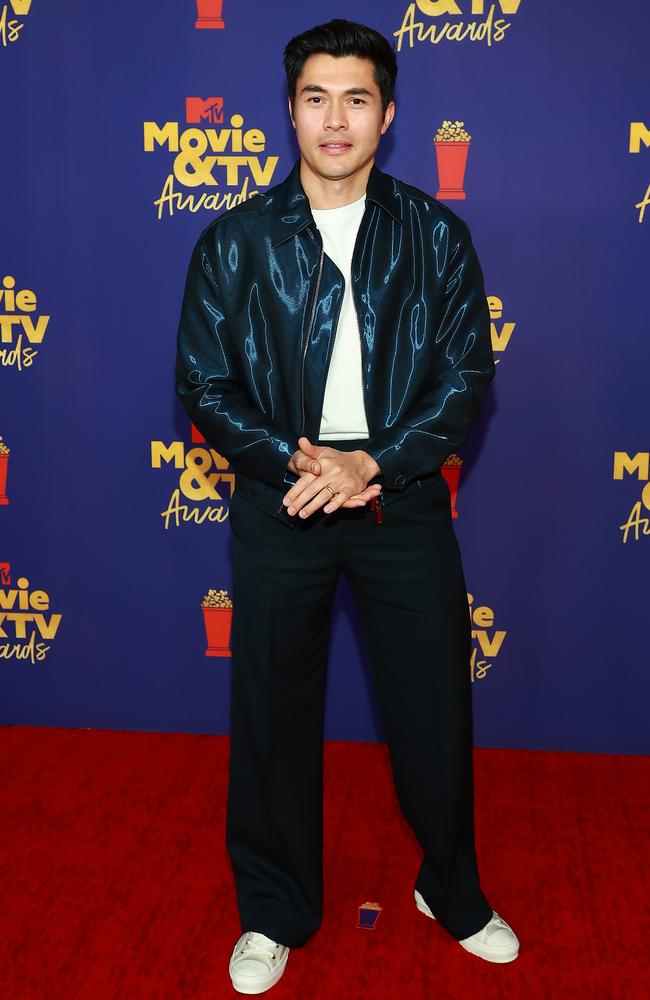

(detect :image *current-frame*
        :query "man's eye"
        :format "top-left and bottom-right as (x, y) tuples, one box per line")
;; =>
(307, 97), (366, 105)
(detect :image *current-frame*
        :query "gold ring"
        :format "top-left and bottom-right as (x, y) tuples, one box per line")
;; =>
(324, 483), (336, 498)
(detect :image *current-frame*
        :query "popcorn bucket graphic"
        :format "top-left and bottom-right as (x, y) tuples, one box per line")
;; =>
(356, 901), (382, 929)
(0, 437), (10, 506)
(202, 589), (233, 656)
(195, 0), (225, 28)
(434, 121), (472, 200)
(434, 140), (470, 200)
(442, 454), (463, 519)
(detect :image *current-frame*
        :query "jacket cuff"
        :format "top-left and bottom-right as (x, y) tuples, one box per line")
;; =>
(361, 438), (410, 490)
(251, 435), (300, 491)
(283, 467), (300, 487)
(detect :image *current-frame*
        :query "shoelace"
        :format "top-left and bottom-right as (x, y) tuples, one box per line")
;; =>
(237, 931), (282, 968)
(476, 911), (512, 942)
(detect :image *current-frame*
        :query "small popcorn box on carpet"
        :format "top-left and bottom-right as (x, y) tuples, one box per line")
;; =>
(356, 901), (382, 930)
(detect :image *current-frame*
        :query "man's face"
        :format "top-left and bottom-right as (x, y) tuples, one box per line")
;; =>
(288, 53), (395, 182)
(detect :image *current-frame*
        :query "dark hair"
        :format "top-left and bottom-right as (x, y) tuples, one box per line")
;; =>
(283, 18), (397, 117)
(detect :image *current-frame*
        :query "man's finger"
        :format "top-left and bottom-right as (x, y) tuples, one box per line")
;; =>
(304, 485), (350, 517)
(294, 452), (320, 475)
(283, 474), (323, 509)
(286, 477), (348, 517)
(283, 472), (317, 504)
(322, 480), (381, 513)
(288, 485), (328, 517)
(336, 485), (380, 509)
(344, 484), (381, 504)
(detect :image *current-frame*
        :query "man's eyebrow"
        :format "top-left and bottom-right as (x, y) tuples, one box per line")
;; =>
(299, 84), (375, 97)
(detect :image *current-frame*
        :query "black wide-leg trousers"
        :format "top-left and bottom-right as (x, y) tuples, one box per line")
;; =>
(225, 438), (493, 948)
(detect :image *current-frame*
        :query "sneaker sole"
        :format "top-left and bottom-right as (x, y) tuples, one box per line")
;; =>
(414, 889), (519, 963)
(229, 949), (290, 994)
(414, 888), (437, 922)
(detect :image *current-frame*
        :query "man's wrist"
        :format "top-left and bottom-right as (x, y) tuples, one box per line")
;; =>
(356, 450), (382, 481)
(289, 445), (381, 482)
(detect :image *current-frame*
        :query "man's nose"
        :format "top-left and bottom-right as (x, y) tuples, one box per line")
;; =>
(324, 104), (348, 129)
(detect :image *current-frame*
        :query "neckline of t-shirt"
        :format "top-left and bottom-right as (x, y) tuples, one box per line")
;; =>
(310, 192), (367, 221)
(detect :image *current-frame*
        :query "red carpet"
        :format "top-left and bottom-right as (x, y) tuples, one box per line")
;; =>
(0, 726), (647, 999)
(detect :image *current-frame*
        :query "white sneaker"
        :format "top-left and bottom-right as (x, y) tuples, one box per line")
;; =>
(414, 889), (519, 963)
(229, 930), (290, 994)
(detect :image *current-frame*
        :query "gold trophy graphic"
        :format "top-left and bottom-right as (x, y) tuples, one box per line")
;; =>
(434, 120), (471, 200)
(442, 453), (463, 519)
(0, 436), (10, 506)
(10, 0), (33, 14)
(195, 0), (225, 29)
(202, 587), (233, 656)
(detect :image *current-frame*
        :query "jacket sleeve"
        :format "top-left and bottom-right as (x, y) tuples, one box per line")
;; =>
(362, 217), (495, 490)
(175, 228), (301, 490)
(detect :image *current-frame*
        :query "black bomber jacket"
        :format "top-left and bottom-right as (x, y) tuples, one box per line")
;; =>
(175, 156), (495, 528)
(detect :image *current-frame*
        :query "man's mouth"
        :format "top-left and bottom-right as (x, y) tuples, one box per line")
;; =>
(320, 141), (352, 153)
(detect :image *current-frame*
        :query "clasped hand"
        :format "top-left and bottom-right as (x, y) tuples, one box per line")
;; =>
(283, 435), (382, 519)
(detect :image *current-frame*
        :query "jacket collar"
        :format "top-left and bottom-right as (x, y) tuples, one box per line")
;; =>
(266, 156), (403, 248)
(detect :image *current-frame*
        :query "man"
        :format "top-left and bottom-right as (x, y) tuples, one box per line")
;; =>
(175, 17), (519, 995)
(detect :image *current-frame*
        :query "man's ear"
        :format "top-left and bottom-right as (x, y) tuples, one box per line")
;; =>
(381, 100), (396, 135)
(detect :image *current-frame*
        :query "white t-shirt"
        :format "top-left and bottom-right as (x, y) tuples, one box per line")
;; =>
(311, 193), (370, 440)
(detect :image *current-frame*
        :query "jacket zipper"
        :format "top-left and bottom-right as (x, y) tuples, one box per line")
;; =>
(278, 242), (324, 518)
(349, 213), (383, 526)
(293, 216), (382, 524)
(349, 218), (370, 436)
(300, 244), (325, 437)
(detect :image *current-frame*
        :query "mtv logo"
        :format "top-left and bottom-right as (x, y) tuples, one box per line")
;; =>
(186, 97), (223, 124)
(191, 421), (206, 444)
(10, 0), (32, 14)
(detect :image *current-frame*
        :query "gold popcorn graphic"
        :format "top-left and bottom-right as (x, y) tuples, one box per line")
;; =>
(0, 435), (10, 506)
(201, 587), (233, 657)
(435, 119), (471, 142)
(202, 588), (233, 609)
(434, 119), (472, 201)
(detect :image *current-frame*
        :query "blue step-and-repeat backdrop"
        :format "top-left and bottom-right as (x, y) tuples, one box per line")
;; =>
(2, 2), (648, 753)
